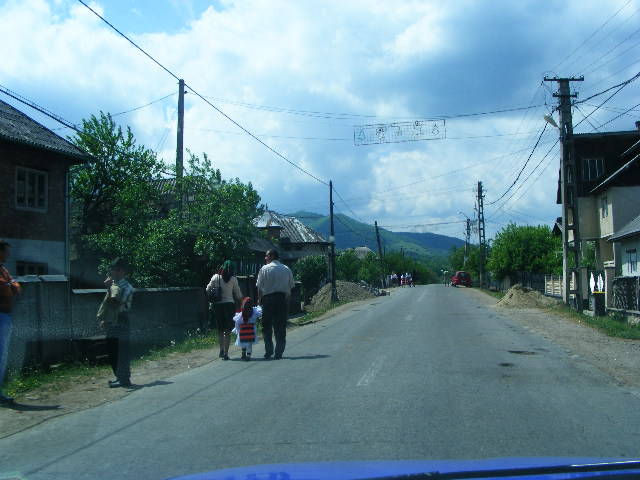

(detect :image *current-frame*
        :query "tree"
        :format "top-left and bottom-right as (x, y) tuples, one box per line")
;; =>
(448, 244), (480, 280)
(487, 223), (561, 280)
(358, 252), (383, 285)
(70, 113), (263, 287)
(294, 255), (328, 302)
(336, 249), (361, 282)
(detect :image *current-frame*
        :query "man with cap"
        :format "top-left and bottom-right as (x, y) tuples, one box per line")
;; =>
(100, 258), (134, 388)
(256, 249), (294, 360)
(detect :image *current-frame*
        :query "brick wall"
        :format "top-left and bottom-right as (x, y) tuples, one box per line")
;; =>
(0, 142), (72, 242)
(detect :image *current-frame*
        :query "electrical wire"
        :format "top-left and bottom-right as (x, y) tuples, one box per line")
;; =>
(594, 101), (640, 130)
(551, 0), (633, 72)
(77, 0), (329, 187)
(574, 104), (600, 131)
(487, 123), (548, 205)
(574, 71), (640, 105)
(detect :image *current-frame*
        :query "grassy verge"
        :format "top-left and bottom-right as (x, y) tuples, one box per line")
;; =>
(289, 301), (349, 325)
(5, 329), (220, 397)
(551, 305), (640, 340)
(479, 288), (505, 300)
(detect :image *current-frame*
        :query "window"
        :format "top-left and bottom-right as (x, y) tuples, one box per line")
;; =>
(627, 249), (638, 274)
(600, 196), (608, 219)
(16, 261), (48, 276)
(583, 157), (604, 181)
(16, 167), (48, 211)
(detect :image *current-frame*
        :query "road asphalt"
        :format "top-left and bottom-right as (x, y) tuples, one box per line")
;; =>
(2, 285), (639, 480)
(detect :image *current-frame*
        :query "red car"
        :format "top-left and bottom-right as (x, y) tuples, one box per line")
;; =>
(451, 271), (472, 287)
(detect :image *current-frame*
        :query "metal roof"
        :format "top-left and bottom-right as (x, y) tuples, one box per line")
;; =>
(257, 210), (328, 244)
(0, 99), (87, 161)
(610, 214), (640, 242)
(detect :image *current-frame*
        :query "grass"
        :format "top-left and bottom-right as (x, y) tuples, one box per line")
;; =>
(480, 288), (506, 300)
(5, 328), (220, 397)
(552, 304), (640, 340)
(290, 301), (348, 325)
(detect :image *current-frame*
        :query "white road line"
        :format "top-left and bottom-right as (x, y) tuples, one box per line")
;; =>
(418, 290), (428, 302)
(356, 355), (386, 387)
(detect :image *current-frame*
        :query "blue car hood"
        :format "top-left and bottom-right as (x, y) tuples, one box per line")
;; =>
(168, 457), (640, 480)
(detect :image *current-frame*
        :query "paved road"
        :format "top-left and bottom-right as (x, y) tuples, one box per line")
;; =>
(2, 285), (640, 479)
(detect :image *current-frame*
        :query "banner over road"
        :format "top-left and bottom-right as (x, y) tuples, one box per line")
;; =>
(353, 119), (446, 146)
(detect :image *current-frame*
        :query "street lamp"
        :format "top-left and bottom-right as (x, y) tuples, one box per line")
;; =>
(544, 114), (559, 129)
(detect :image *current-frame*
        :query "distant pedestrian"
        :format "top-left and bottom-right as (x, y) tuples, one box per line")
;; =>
(391, 272), (398, 287)
(0, 241), (21, 405)
(256, 249), (294, 360)
(406, 272), (413, 287)
(206, 260), (242, 360)
(232, 297), (261, 361)
(400, 273), (406, 287)
(411, 270), (418, 287)
(98, 258), (134, 388)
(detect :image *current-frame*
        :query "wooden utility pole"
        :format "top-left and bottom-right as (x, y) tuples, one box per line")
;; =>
(176, 79), (185, 178)
(544, 76), (584, 311)
(329, 180), (338, 303)
(477, 181), (486, 288)
(464, 218), (471, 267)
(375, 221), (385, 287)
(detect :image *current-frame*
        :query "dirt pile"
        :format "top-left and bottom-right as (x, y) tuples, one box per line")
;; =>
(496, 284), (561, 309)
(307, 281), (375, 312)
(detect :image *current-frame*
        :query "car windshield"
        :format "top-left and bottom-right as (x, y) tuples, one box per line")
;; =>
(1, 1), (640, 479)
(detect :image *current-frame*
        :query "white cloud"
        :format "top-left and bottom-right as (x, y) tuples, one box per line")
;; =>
(1, 0), (638, 240)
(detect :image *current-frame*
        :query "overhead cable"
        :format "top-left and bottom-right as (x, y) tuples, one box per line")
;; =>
(77, 0), (328, 187)
(487, 123), (548, 205)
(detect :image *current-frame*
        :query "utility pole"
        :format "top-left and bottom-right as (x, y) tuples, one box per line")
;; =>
(176, 79), (185, 213)
(176, 79), (185, 179)
(464, 218), (471, 267)
(477, 181), (486, 288)
(375, 221), (385, 287)
(544, 76), (584, 311)
(329, 180), (338, 303)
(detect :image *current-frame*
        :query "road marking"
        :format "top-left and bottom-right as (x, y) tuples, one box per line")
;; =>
(357, 355), (386, 387)
(405, 313), (414, 322)
(418, 290), (428, 302)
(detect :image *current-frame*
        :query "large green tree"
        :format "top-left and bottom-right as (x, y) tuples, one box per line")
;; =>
(486, 223), (561, 280)
(294, 255), (328, 302)
(70, 113), (263, 287)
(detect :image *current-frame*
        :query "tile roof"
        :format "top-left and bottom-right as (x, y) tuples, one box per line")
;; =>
(0, 100), (87, 161)
(610, 214), (640, 242)
(257, 210), (328, 244)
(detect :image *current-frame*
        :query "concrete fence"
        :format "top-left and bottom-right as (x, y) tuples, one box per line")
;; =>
(6, 275), (301, 376)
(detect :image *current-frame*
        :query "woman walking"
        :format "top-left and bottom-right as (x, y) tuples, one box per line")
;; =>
(206, 260), (242, 360)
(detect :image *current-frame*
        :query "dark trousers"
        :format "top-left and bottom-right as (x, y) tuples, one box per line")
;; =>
(262, 293), (287, 357)
(105, 313), (131, 383)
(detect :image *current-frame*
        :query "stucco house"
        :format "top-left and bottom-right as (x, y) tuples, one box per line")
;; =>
(0, 99), (88, 276)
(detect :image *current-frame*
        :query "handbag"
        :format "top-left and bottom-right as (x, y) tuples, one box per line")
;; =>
(207, 275), (223, 303)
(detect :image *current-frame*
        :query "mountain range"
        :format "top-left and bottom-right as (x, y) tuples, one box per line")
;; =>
(287, 211), (464, 261)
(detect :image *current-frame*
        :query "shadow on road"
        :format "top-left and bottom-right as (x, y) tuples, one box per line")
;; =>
(127, 380), (173, 390)
(2, 402), (61, 412)
(282, 354), (330, 360)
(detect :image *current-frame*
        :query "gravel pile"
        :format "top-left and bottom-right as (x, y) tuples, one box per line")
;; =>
(307, 281), (375, 312)
(497, 284), (561, 309)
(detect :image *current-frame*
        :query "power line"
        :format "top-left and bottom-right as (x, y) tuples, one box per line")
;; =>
(112, 92), (176, 116)
(487, 123), (548, 205)
(594, 101), (640, 130)
(574, 104), (600, 131)
(574, 70), (640, 105)
(377, 220), (466, 229)
(77, 0), (328, 187)
(551, 0), (633, 72)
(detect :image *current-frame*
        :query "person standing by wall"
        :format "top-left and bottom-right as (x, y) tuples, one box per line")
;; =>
(99, 258), (134, 388)
(256, 249), (294, 360)
(0, 241), (21, 405)
(206, 260), (242, 360)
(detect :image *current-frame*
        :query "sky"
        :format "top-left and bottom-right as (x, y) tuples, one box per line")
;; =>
(1, 0), (639, 241)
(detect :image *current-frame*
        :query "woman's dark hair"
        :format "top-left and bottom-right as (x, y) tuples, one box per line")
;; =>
(219, 260), (234, 282)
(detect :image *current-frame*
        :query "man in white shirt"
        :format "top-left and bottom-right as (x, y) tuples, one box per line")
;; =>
(256, 249), (294, 360)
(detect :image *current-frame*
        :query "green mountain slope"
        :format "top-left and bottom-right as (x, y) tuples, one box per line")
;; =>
(288, 211), (464, 261)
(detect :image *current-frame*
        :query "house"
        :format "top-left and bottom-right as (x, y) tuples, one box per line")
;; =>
(351, 246), (374, 260)
(0, 99), (88, 276)
(255, 210), (329, 265)
(608, 214), (640, 314)
(609, 214), (640, 277)
(556, 123), (640, 267)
